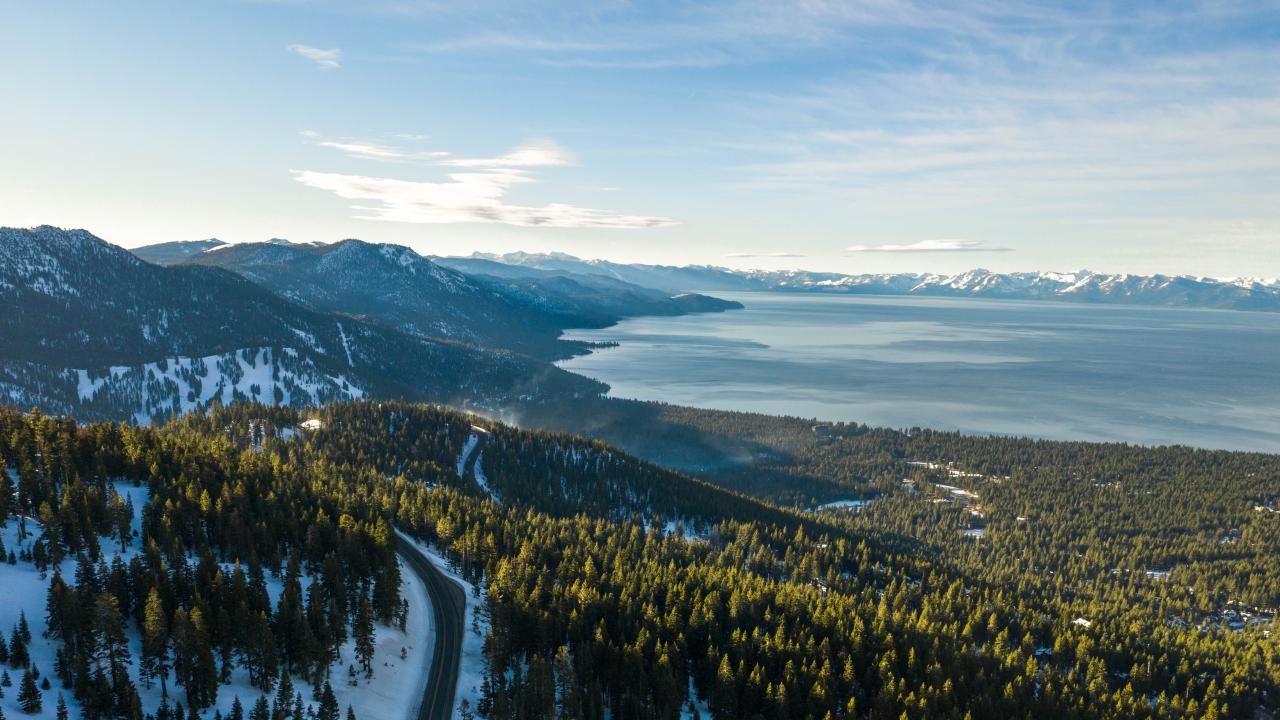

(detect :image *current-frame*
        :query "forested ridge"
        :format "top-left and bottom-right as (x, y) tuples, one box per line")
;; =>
(0, 401), (1277, 719)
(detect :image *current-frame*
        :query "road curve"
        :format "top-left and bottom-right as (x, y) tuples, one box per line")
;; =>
(397, 534), (467, 720)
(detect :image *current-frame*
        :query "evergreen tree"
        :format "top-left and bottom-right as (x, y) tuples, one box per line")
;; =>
(352, 596), (375, 679)
(316, 681), (339, 720)
(17, 669), (42, 713)
(92, 593), (131, 680)
(142, 587), (170, 695)
(7, 628), (28, 668)
(273, 668), (294, 720)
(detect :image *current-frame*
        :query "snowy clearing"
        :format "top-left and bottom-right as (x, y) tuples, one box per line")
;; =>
(0, 475), (429, 720)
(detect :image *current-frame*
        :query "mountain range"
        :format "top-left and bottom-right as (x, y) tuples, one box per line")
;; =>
(459, 251), (1280, 311)
(0, 226), (603, 423)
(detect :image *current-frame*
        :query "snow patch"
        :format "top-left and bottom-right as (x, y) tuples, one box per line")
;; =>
(455, 433), (480, 479)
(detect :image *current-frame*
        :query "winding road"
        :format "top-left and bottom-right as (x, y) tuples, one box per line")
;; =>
(397, 426), (489, 719)
(398, 535), (467, 720)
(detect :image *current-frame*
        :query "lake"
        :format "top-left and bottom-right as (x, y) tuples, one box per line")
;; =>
(557, 293), (1280, 452)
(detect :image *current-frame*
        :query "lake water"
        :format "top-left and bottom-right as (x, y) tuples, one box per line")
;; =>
(558, 293), (1280, 452)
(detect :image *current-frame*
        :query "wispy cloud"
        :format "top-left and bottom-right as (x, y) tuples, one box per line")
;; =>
(293, 169), (677, 229)
(725, 252), (807, 258)
(731, 13), (1280, 230)
(368, 0), (994, 70)
(294, 139), (675, 229)
(439, 140), (574, 168)
(302, 132), (450, 162)
(288, 44), (341, 70)
(846, 240), (1012, 253)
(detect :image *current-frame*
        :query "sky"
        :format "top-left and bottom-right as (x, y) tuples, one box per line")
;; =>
(1, 1), (1279, 277)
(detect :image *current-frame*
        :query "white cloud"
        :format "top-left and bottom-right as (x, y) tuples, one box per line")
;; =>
(724, 252), (807, 258)
(296, 136), (666, 228)
(292, 168), (678, 229)
(845, 239), (1012, 253)
(440, 140), (574, 168)
(288, 44), (342, 69)
(315, 139), (450, 162)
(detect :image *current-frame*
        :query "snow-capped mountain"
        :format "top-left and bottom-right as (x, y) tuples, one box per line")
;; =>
(0, 226), (601, 422)
(789, 268), (1280, 310)
(462, 252), (1280, 311)
(173, 237), (578, 357)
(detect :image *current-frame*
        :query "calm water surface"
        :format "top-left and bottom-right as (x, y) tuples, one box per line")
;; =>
(557, 293), (1280, 452)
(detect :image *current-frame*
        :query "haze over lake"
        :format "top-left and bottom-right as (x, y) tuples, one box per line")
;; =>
(559, 293), (1280, 452)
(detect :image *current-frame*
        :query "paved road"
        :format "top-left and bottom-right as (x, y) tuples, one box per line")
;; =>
(398, 535), (467, 720)
(398, 427), (489, 720)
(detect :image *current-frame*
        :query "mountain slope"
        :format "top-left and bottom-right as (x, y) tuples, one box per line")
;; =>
(128, 237), (227, 264)
(175, 238), (577, 357)
(0, 226), (601, 422)
(462, 251), (761, 292)
(136, 238), (742, 359)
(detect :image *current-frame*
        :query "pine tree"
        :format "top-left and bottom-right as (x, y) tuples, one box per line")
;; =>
(56, 694), (69, 720)
(353, 596), (375, 679)
(249, 696), (270, 720)
(14, 614), (29, 645)
(110, 492), (133, 552)
(317, 681), (339, 720)
(92, 593), (131, 680)
(143, 587), (170, 695)
(189, 608), (219, 710)
(7, 628), (28, 668)
(273, 667), (295, 720)
(0, 463), (14, 520)
(17, 669), (42, 713)
(171, 607), (194, 700)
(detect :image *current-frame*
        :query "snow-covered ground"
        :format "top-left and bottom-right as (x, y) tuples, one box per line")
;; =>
(658, 518), (711, 543)
(680, 673), (711, 720)
(0, 473), (430, 720)
(332, 557), (432, 720)
(0, 479), (150, 719)
(0, 510), (71, 719)
(810, 499), (870, 513)
(69, 347), (364, 425)
(399, 532), (490, 719)
(455, 433), (480, 479)
(472, 452), (500, 503)
(455, 431), (500, 503)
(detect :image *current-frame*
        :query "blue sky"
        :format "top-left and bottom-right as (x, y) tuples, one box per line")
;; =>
(2, 1), (1278, 276)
